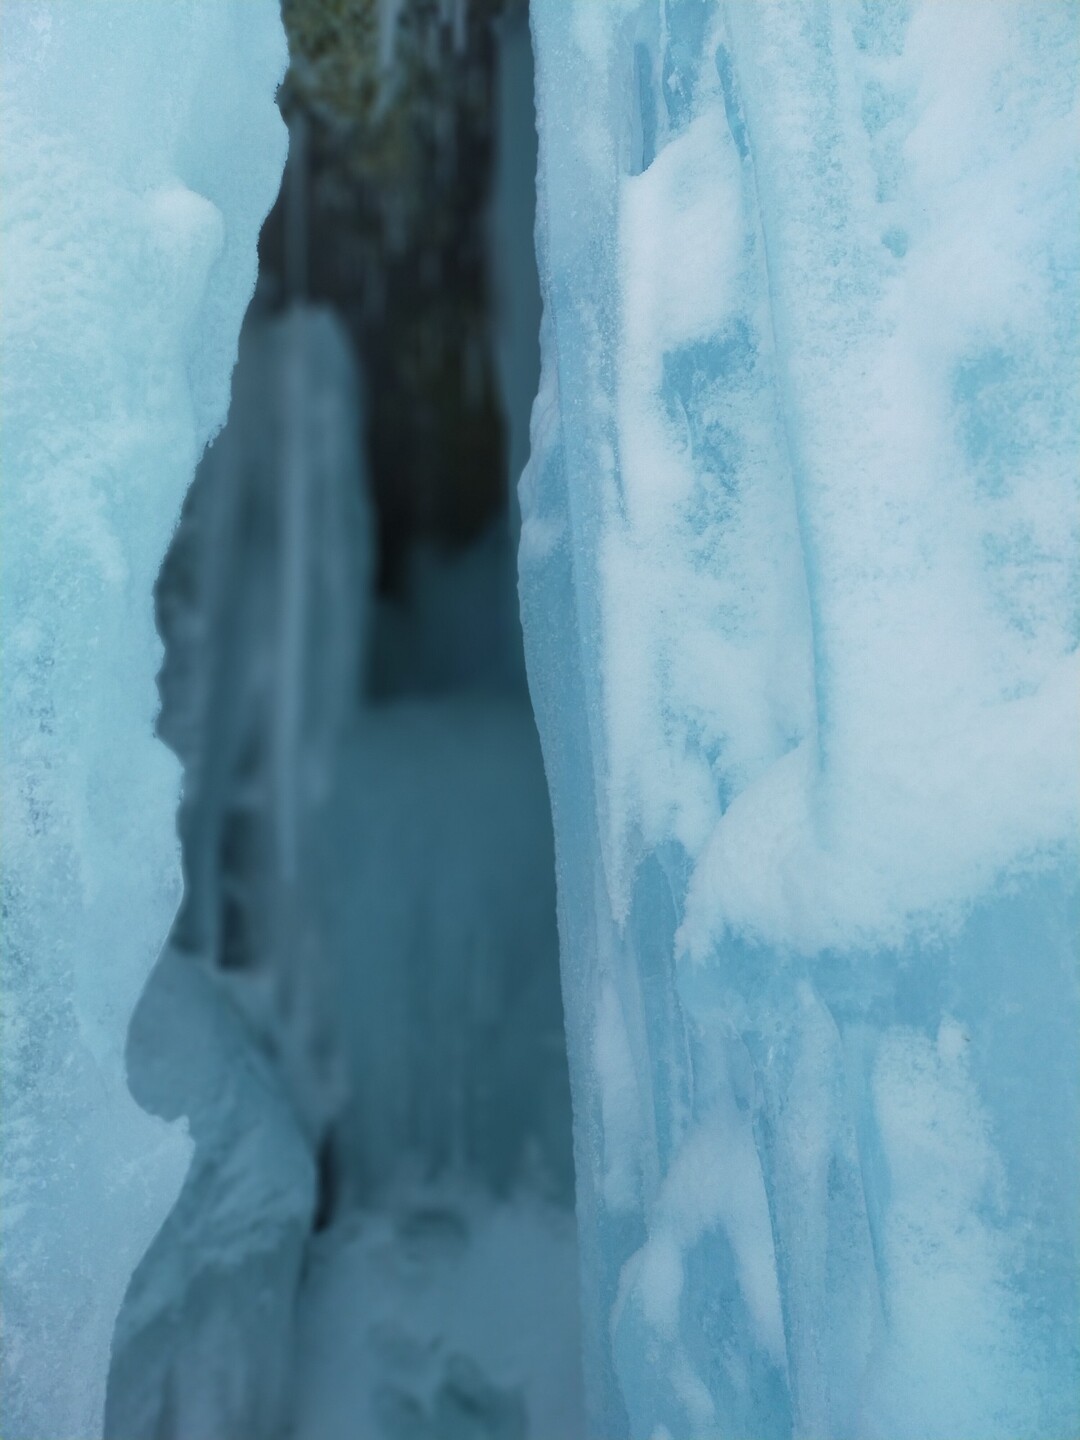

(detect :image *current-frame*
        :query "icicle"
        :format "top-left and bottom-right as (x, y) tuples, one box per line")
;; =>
(378, 0), (403, 74)
(452, 0), (467, 56)
(276, 111), (310, 891)
(275, 324), (306, 892)
(285, 111), (308, 306)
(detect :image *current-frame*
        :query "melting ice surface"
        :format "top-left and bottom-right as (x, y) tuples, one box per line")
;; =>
(522, 3), (1079, 1438)
(0, 5), (287, 1436)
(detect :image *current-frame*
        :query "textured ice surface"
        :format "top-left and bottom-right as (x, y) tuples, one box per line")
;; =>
(522, 3), (1079, 1437)
(105, 950), (315, 1440)
(0, 5), (287, 1435)
(104, 302), (367, 1440)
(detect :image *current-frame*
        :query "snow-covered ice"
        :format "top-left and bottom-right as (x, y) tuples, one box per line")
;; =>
(0, 5), (287, 1434)
(523, 3), (1080, 1436)
(154, 299), (372, 1130)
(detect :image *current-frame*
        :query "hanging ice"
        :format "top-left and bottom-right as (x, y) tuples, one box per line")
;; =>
(0, 6), (287, 1436)
(521, 4), (1079, 1438)
(105, 299), (370, 1440)
(153, 299), (372, 1124)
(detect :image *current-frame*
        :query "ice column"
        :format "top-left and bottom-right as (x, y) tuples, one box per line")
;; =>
(0, 6), (287, 1436)
(103, 301), (369, 1440)
(521, 4), (1079, 1437)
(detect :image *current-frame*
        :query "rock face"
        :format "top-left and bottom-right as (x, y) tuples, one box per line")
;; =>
(0, 6), (287, 1436)
(521, 4), (1080, 1437)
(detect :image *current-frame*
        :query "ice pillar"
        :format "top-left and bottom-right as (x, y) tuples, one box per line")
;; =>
(521, 4), (1079, 1437)
(0, 5), (287, 1435)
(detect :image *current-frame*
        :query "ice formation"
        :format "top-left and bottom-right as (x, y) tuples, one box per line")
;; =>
(522, 3), (1080, 1438)
(294, 1186), (584, 1439)
(104, 951), (316, 1440)
(155, 299), (371, 1125)
(105, 300), (368, 1440)
(0, 5), (287, 1436)
(105, 243), (573, 1434)
(331, 695), (573, 1205)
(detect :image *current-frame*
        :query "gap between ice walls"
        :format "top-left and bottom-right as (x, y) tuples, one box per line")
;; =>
(519, 3), (1079, 1439)
(0, 5), (288, 1437)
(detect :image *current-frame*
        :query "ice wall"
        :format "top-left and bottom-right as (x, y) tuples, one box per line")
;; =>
(104, 301), (368, 1440)
(0, 6), (287, 1436)
(104, 951), (316, 1440)
(157, 301), (371, 1125)
(521, 4), (1080, 1437)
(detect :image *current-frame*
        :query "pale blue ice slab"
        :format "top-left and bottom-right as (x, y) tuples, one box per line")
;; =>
(522, 4), (1080, 1436)
(0, 6), (287, 1435)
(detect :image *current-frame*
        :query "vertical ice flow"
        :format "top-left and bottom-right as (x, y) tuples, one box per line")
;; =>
(521, 3), (1079, 1437)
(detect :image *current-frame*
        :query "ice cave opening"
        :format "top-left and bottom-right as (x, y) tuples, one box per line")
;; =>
(104, 7), (583, 1438)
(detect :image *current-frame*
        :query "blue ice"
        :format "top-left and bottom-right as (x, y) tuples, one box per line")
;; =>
(521, 3), (1080, 1436)
(0, 5), (286, 1435)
